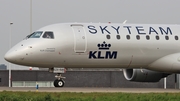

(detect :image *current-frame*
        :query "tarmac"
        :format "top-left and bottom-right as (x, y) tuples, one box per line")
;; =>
(0, 87), (180, 93)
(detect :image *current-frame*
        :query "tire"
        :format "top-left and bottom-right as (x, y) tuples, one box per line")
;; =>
(53, 79), (58, 87)
(54, 79), (64, 87)
(57, 79), (64, 87)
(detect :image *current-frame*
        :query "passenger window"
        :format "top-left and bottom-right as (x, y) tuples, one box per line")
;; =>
(146, 35), (150, 40)
(116, 35), (120, 40)
(165, 36), (169, 40)
(43, 32), (54, 39)
(156, 36), (159, 40)
(106, 35), (110, 39)
(126, 35), (130, 40)
(175, 36), (179, 40)
(136, 35), (140, 40)
(28, 31), (43, 38)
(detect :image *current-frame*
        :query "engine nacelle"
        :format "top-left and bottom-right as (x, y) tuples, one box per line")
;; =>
(123, 69), (170, 82)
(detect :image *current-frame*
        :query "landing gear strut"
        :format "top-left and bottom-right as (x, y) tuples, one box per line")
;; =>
(49, 68), (66, 87)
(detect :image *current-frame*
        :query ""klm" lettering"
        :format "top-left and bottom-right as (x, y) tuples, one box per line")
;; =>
(89, 51), (117, 59)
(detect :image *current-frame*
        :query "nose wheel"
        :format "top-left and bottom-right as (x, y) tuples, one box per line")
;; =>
(49, 68), (66, 87)
(54, 79), (64, 87)
(54, 73), (66, 87)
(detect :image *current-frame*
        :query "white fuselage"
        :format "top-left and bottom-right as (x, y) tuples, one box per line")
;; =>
(4, 23), (180, 73)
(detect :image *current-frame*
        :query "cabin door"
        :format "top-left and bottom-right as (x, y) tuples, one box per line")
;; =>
(71, 24), (87, 53)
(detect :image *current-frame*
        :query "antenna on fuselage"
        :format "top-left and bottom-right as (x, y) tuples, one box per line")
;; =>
(123, 20), (127, 24)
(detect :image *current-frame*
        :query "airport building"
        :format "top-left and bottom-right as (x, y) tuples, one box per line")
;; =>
(0, 69), (177, 88)
(0, 64), (7, 70)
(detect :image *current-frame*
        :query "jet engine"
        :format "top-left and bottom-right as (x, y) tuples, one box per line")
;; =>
(123, 69), (170, 82)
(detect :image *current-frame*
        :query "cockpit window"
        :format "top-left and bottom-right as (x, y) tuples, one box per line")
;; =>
(28, 31), (43, 38)
(43, 31), (54, 39)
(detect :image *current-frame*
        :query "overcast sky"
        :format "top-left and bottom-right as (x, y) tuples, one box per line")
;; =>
(1, 0), (180, 69)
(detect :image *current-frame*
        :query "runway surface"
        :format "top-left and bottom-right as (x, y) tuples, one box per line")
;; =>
(0, 87), (180, 93)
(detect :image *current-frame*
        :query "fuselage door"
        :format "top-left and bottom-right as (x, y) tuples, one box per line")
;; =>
(71, 24), (87, 53)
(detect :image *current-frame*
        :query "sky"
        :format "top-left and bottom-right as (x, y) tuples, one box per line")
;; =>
(1, 0), (180, 69)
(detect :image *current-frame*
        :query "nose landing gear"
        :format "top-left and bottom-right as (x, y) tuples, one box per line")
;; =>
(54, 73), (66, 87)
(49, 68), (66, 87)
(54, 79), (64, 87)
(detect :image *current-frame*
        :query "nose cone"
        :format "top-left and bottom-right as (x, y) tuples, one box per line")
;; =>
(4, 50), (17, 63)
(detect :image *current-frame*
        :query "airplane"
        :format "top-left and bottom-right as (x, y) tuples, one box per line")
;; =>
(4, 22), (180, 87)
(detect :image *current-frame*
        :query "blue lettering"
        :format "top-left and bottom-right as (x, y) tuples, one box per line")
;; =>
(111, 26), (120, 34)
(123, 26), (132, 34)
(98, 51), (104, 59)
(89, 51), (97, 59)
(149, 27), (158, 34)
(89, 51), (117, 59)
(88, 25), (97, 34)
(88, 25), (173, 35)
(136, 26), (146, 34)
(159, 27), (172, 35)
(100, 26), (111, 34)
(105, 51), (117, 59)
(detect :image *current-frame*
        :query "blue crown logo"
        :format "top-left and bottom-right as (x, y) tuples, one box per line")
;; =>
(97, 41), (111, 50)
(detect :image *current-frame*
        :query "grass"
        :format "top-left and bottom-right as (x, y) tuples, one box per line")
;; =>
(0, 91), (180, 101)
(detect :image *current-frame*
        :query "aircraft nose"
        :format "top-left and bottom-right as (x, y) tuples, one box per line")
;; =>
(4, 51), (17, 63)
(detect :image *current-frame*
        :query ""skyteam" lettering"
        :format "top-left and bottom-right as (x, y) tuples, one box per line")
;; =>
(88, 25), (172, 35)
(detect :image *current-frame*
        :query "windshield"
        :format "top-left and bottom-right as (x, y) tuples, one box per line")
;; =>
(42, 31), (54, 39)
(27, 31), (43, 38)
